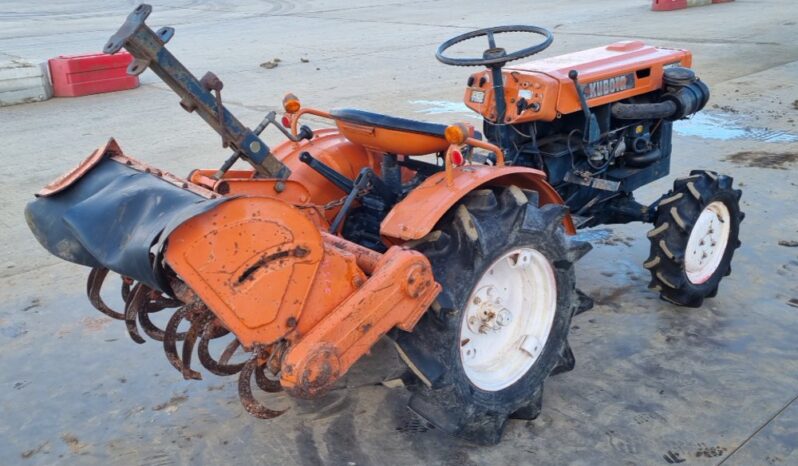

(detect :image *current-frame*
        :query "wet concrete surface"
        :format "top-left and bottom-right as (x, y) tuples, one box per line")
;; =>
(1, 0), (798, 464)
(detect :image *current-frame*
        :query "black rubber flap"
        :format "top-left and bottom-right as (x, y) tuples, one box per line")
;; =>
(24, 158), (228, 292)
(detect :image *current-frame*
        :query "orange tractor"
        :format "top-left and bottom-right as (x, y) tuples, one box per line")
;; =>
(25, 5), (743, 443)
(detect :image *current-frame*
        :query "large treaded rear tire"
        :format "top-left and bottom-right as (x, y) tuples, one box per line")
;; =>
(392, 186), (591, 445)
(645, 170), (743, 307)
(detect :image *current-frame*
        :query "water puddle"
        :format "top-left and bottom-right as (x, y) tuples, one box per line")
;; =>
(674, 112), (798, 143)
(574, 228), (612, 243)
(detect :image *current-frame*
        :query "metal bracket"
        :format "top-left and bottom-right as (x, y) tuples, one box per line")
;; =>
(104, 4), (290, 179)
(564, 171), (621, 192)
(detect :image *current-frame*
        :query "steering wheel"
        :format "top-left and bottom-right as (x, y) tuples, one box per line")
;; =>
(436, 25), (553, 67)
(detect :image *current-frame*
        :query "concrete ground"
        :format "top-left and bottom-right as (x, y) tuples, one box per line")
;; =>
(1, 0), (797, 464)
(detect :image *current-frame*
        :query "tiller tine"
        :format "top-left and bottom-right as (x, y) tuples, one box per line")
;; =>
(123, 282), (186, 345)
(198, 321), (244, 376)
(86, 267), (127, 320)
(180, 312), (212, 381)
(124, 283), (149, 344)
(238, 347), (287, 420)
(162, 306), (203, 380)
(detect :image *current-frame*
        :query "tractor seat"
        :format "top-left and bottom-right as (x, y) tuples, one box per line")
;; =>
(330, 108), (450, 155)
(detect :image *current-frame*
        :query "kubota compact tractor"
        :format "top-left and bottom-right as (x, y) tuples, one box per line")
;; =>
(25, 5), (743, 444)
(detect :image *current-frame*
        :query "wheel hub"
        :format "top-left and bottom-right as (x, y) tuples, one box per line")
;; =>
(459, 248), (557, 391)
(466, 285), (513, 334)
(685, 201), (731, 284)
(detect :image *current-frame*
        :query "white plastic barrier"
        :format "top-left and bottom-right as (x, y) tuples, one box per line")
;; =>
(0, 60), (53, 107)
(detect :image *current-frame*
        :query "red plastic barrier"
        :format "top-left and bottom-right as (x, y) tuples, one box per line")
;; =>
(652, 0), (733, 11)
(652, 0), (687, 10)
(49, 52), (139, 97)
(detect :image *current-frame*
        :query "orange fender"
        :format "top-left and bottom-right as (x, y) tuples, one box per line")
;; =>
(380, 165), (575, 242)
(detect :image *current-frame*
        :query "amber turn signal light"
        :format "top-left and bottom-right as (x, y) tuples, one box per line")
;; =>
(282, 93), (301, 113)
(444, 123), (469, 145)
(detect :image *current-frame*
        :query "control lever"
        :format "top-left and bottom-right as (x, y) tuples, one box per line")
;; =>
(568, 70), (601, 151)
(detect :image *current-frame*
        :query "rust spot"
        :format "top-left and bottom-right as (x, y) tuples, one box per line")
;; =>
(286, 317), (297, 328)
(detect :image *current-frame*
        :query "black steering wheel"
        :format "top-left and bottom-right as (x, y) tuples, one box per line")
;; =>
(436, 25), (553, 67)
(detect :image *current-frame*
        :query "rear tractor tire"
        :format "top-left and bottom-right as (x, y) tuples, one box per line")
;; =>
(392, 185), (592, 444)
(645, 170), (743, 307)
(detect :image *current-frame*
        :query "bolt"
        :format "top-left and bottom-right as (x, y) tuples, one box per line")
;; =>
(497, 309), (512, 326)
(249, 140), (262, 152)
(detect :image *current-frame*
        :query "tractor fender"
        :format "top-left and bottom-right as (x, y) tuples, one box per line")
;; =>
(380, 165), (575, 242)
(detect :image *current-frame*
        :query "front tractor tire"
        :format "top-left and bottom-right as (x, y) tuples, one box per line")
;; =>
(645, 170), (744, 307)
(393, 186), (591, 444)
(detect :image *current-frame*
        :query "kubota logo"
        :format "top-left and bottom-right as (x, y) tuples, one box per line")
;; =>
(583, 73), (635, 99)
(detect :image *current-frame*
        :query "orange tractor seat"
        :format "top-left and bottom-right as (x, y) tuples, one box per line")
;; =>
(330, 108), (450, 155)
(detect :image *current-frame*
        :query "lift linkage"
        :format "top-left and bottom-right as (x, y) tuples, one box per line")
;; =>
(103, 4), (290, 179)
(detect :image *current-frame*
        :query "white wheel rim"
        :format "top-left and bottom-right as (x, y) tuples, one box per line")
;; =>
(684, 201), (731, 284)
(459, 247), (557, 392)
